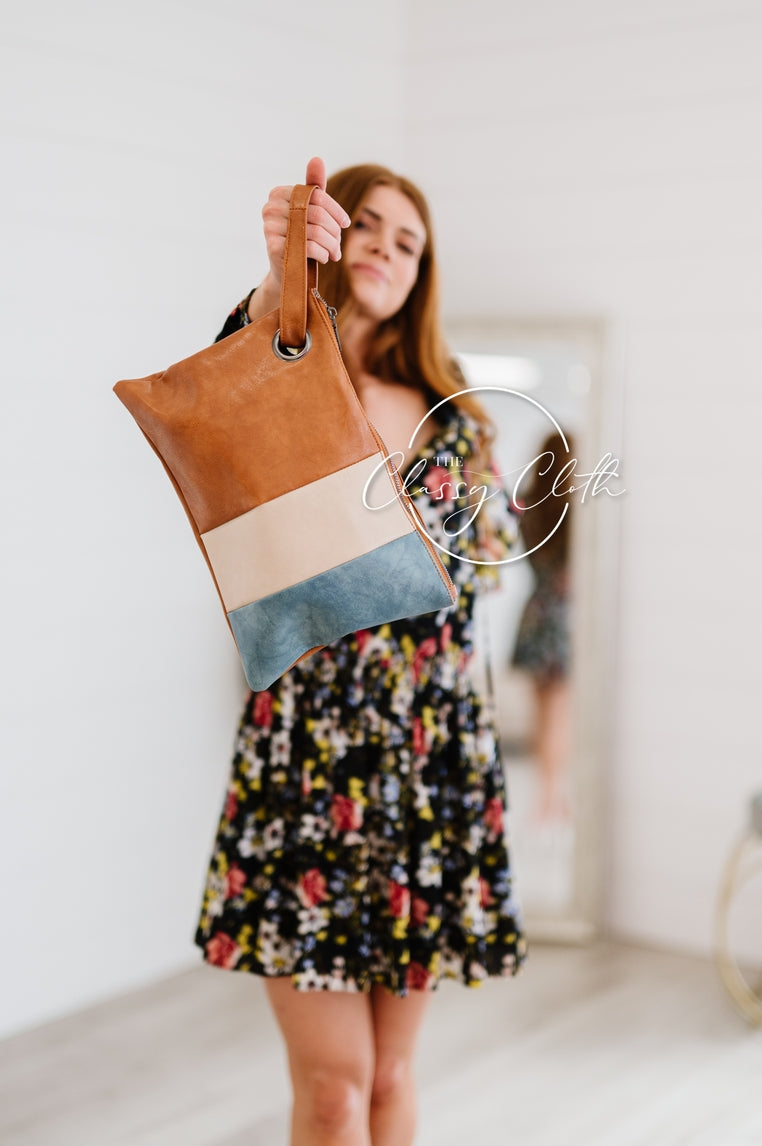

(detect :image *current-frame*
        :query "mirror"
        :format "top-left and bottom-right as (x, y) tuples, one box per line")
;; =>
(445, 317), (623, 943)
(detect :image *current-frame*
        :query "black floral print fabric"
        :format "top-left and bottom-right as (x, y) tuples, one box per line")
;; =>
(511, 565), (572, 684)
(193, 309), (527, 993)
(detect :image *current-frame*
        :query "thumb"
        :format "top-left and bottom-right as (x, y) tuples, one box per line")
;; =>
(305, 155), (326, 190)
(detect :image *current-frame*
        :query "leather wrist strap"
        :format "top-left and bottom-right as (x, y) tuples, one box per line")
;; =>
(279, 184), (319, 350)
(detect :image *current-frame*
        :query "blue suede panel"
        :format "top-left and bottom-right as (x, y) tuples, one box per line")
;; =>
(228, 532), (454, 692)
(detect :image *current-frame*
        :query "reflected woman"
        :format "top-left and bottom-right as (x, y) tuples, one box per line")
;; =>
(511, 430), (575, 822)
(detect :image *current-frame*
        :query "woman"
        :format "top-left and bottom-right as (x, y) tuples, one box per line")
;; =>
(194, 157), (526, 1146)
(511, 430), (575, 822)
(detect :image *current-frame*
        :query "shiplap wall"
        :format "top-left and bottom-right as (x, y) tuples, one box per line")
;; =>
(403, 0), (762, 959)
(0, 0), (405, 1041)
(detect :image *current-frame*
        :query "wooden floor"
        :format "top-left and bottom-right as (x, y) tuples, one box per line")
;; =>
(2, 941), (761, 1146)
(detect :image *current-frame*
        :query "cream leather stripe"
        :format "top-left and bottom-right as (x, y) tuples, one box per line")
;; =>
(201, 454), (415, 612)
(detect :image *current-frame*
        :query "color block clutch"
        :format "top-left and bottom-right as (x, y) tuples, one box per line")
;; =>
(113, 183), (456, 691)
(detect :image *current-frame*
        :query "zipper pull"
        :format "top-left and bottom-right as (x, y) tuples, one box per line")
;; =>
(313, 288), (342, 353)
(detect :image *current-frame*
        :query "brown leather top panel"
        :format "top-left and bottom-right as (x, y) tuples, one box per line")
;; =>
(114, 294), (381, 535)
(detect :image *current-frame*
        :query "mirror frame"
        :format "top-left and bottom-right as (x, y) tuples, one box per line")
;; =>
(445, 316), (623, 944)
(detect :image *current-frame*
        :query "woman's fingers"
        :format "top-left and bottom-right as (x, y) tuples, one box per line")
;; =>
(305, 155), (326, 190)
(263, 196), (349, 262)
(314, 188), (351, 227)
(311, 202), (347, 260)
(260, 166), (352, 284)
(305, 239), (337, 264)
(304, 157), (352, 236)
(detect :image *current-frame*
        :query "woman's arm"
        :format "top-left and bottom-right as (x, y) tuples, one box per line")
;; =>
(215, 156), (350, 342)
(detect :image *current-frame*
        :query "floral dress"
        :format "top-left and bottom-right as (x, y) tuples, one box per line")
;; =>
(511, 549), (572, 685)
(193, 307), (527, 994)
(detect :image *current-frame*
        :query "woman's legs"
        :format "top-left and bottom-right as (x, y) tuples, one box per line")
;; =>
(265, 978), (432, 1146)
(531, 675), (572, 820)
(265, 979), (375, 1146)
(368, 985), (431, 1146)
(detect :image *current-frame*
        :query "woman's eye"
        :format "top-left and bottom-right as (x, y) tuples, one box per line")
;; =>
(399, 245), (415, 256)
(353, 219), (367, 230)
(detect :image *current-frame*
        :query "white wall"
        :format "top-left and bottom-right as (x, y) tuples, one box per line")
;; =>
(3, 0), (760, 1042)
(0, 0), (404, 1041)
(403, 0), (762, 958)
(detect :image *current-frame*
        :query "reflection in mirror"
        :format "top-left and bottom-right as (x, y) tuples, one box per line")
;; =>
(447, 319), (619, 943)
(509, 426), (575, 827)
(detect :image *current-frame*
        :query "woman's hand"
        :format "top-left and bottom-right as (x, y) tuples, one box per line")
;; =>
(248, 156), (351, 321)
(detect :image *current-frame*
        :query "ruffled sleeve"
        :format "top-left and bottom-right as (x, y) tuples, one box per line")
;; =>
(214, 289), (257, 343)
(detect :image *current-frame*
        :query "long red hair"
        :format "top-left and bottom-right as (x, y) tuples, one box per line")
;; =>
(517, 430), (576, 569)
(318, 163), (493, 444)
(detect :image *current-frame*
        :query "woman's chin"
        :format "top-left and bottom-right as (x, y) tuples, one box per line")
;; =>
(347, 281), (396, 323)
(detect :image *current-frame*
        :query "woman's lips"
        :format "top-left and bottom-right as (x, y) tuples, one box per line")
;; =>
(352, 263), (387, 283)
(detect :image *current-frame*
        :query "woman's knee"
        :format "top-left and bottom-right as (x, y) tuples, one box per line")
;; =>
(370, 1055), (411, 1109)
(301, 1069), (368, 1133)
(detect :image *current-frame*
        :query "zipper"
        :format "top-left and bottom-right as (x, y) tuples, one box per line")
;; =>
(313, 288), (342, 352)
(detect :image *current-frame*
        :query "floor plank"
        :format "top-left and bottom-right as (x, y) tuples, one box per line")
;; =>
(1, 942), (760, 1145)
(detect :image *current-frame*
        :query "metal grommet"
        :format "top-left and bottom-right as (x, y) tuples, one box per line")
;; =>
(272, 329), (312, 361)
